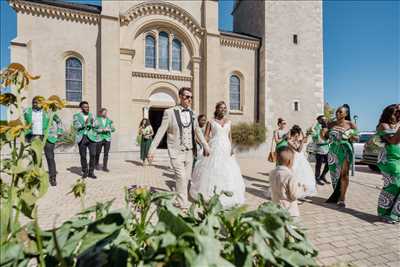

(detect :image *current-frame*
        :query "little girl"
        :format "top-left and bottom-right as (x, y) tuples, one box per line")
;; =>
(287, 125), (317, 198)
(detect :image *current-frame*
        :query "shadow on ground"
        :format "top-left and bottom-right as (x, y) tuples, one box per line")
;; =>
(243, 175), (269, 184)
(66, 166), (82, 176)
(125, 160), (172, 171)
(355, 164), (381, 174)
(308, 196), (382, 224)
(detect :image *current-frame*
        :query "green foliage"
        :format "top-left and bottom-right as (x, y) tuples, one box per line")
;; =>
(57, 125), (76, 147)
(1, 188), (318, 267)
(231, 123), (267, 149)
(324, 102), (335, 121)
(0, 63), (64, 266)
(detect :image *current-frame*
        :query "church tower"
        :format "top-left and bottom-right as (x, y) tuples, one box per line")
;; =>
(233, 0), (324, 134)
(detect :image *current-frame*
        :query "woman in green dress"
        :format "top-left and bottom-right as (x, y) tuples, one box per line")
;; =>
(274, 118), (289, 151)
(376, 104), (400, 224)
(325, 104), (358, 207)
(139, 119), (154, 165)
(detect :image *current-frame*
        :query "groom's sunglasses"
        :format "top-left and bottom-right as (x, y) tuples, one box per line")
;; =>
(182, 95), (193, 100)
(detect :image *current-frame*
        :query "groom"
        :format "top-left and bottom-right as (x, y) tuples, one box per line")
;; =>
(148, 87), (210, 208)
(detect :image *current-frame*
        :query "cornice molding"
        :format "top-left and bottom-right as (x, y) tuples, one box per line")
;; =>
(132, 71), (193, 82)
(100, 14), (118, 21)
(120, 48), (135, 56)
(220, 36), (259, 50)
(9, 0), (99, 25)
(10, 41), (27, 47)
(120, 2), (205, 37)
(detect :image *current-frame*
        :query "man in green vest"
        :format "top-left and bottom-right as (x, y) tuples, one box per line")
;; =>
(312, 115), (331, 185)
(73, 101), (98, 179)
(95, 108), (115, 172)
(24, 96), (63, 186)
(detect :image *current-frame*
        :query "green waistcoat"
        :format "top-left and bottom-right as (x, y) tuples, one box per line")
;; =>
(24, 108), (63, 143)
(73, 112), (97, 143)
(95, 116), (115, 142)
(24, 107), (49, 136)
(47, 114), (64, 144)
(312, 123), (329, 155)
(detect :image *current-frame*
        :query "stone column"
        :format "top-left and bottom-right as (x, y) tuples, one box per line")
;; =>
(100, 3), (120, 150)
(169, 33), (174, 71)
(191, 57), (201, 113)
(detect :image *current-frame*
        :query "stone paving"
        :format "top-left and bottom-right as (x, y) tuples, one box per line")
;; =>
(34, 154), (399, 267)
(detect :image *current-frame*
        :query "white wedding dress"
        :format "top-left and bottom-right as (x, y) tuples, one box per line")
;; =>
(292, 150), (317, 198)
(190, 120), (246, 208)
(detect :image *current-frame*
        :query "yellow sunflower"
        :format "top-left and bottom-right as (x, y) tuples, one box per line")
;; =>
(41, 95), (65, 111)
(0, 93), (17, 106)
(0, 63), (40, 89)
(0, 119), (30, 139)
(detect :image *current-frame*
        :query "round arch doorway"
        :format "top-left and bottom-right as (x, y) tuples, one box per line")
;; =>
(148, 88), (178, 149)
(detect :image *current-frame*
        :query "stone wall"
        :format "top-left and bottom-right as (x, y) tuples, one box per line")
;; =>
(11, 10), (100, 129)
(233, 0), (324, 151)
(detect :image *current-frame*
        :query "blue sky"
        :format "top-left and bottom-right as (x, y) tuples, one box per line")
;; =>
(1, 0), (399, 130)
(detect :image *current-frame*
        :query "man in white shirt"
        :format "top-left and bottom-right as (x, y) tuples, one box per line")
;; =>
(24, 96), (61, 186)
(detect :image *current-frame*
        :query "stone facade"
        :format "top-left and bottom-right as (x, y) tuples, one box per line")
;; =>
(234, 0), (324, 142)
(9, 0), (323, 152)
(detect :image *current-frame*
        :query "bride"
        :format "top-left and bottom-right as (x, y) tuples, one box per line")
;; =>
(190, 101), (246, 208)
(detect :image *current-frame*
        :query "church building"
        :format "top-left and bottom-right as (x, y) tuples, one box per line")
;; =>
(9, 0), (324, 152)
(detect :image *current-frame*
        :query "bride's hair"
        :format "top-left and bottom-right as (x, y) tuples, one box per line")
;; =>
(214, 101), (227, 118)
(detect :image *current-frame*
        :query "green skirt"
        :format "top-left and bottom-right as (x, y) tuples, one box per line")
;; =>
(326, 141), (354, 203)
(377, 143), (400, 221)
(140, 137), (152, 161)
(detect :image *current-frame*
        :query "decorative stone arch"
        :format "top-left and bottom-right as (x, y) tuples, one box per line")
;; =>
(145, 81), (179, 108)
(122, 17), (200, 58)
(120, 1), (204, 38)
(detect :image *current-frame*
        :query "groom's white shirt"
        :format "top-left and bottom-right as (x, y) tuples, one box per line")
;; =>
(148, 105), (209, 159)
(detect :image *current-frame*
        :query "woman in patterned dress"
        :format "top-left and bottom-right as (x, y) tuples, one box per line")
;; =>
(325, 104), (358, 207)
(376, 104), (400, 224)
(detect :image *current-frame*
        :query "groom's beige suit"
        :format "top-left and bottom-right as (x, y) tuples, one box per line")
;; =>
(148, 105), (209, 208)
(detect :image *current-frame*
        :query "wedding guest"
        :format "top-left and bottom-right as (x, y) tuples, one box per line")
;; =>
(73, 101), (98, 179)
(139, 118), (154, 165)
(376, 104), (400, 224)
(24, 96), (63, 186)
(95, 108), (115, 172)
(270, 146), (307, 218)
(325, 104), (358, 207)
(313, 115), (330, 185)
(273, 118), (289, 151)
(194, 114), (207, 165)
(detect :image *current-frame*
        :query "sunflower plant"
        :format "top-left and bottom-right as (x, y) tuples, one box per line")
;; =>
(0, 188), (318, 267)
(0, 63), (65, 266)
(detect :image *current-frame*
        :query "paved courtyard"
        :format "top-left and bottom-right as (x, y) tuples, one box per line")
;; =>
(35, 154), (399, 267)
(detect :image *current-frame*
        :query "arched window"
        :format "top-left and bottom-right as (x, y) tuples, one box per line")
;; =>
(229, 75), (241, 110)
(145, 35), (156, 68)
(172, 38), (182, 71)
(65, 57), (82, 102)
(158, 32), (169, 70)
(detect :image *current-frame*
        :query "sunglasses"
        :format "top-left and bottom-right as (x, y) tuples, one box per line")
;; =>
(182, 95), (193, 100)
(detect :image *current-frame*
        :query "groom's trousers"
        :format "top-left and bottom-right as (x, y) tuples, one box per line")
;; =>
(170, 149), (193, 208)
